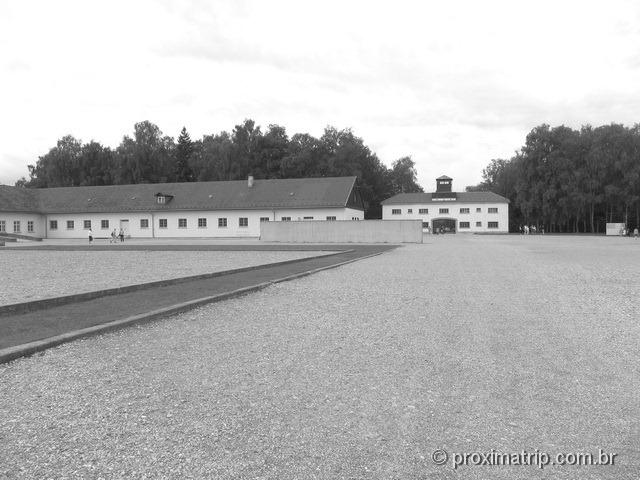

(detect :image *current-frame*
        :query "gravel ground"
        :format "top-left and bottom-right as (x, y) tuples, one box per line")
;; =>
(0, 250), (327, 305)
(1, 235), (639, 479)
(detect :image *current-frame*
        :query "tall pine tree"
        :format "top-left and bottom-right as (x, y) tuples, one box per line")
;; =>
(175, 127), (194, 182)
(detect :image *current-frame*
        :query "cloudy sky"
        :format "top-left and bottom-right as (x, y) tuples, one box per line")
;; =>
(1, 0), (640, 190)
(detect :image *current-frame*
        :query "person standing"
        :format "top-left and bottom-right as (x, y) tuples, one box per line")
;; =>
(88, 228), (93, 245)
(634, 227), (639, 239)
(111, 228), (117, 244)
(119, 228), (125, 242)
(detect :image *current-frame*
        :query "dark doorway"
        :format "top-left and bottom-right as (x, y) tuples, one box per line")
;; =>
(433, 218), (456, 234)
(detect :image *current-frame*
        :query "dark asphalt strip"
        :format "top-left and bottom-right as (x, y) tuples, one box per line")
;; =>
(0, 245), (396, 363)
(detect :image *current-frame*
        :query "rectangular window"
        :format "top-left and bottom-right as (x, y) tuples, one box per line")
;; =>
(218, 218), (227, 228)
(392, 209), (401, 215)
(419, 208), (428, 214)
(439, 208), (449, 214)
(28, 221), (34, 233)
(459, 222), (470, 228)
(281, 217), (291, 222)
(488, 222), (499, 229)
(0, 220), (4, 232)
(198, 218), (207, 228)
(140, 219), (149, 229)
(13, 221), (21, 233)
(260, 217), (270, 222)
(239, 217), (248, 227)
(488, 208), (498, 213)
(326, 216), (337, 221)
(101, 219), (109, 229)
(407, 209), (413, 213)
(460, 208), (470, 214)
(178, 218), (187, 228)
(157, 196), (165, 204)
(159, 219), (168, 228)
(66, 220), (74, 230)
(476, 208), (481, 213)
(84, 220), (91, 229)
(303, 216), (314, 220)
(49, 220), (57, 230)
(352, 217), (360, 221)
(476, 221), (482, 227)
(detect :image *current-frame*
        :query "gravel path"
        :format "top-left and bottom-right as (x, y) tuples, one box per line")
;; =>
(0, 250), (327, 305)
(1, 235), (639, 479)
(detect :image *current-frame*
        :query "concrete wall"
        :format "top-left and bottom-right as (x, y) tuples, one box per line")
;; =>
(260, 220), (423, 243)
(382, 202), (509, 233)
(606, 223), (626, 236)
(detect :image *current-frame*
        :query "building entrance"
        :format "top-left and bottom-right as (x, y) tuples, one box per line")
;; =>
(433, 218), (456, 234)
(119, 219), (130, 237)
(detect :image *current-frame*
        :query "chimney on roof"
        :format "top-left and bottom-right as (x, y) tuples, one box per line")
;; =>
(248, 175), (254, 188)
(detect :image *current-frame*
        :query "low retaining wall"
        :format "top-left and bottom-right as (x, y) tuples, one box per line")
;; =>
(261, 220), (423, 243)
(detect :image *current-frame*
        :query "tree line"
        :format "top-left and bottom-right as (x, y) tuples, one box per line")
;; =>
(17, 120), (423, 218)
(468, 124), (640, 233)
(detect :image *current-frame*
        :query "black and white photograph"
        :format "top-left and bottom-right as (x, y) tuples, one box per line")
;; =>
(1, 0), (639, 478)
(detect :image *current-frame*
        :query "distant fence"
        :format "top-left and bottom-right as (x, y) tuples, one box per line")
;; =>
(260, 220), (423, 243)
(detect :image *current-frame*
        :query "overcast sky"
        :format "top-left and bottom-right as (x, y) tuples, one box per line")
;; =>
(2, 0), (640, 190)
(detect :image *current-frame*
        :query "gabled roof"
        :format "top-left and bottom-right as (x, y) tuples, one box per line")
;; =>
(0, 185), (39, 212)
(0, 177), (362, 214)
(381, 191), (509, 205)
(436, 175), (453, 180)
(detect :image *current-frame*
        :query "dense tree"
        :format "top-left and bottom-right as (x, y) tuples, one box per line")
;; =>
(190, 132), (234, 181)
(26, 135), (83, 188)
(470, 123), (640, 232)
(389, 156), (423, 194)
(19, 119), (420, 218)
(116, 121), (176, 184)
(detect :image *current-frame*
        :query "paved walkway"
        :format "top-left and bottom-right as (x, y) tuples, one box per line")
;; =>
(0, 245), (396, 351)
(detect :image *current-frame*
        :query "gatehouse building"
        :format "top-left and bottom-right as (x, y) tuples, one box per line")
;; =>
(381, 175), (509, 233)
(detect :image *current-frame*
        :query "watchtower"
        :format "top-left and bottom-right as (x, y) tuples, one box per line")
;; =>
(432, 175), (457, 200)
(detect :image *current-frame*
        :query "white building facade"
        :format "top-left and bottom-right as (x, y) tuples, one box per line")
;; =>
(0, 177), (365, 239)
(381, 176), (509, 233)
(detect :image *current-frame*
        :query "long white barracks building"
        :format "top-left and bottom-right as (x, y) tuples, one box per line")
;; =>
(0, 176), (365, 239)
(381, 175), (509, 233)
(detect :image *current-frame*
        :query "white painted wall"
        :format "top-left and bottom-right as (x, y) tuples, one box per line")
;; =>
(262, 219), (422, 243)
(382, 202), (509, 233)
(0, 212), (46, 237)
(39, 207), (364, 238)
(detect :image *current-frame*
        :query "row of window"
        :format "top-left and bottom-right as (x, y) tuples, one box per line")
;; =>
(392, 207), (499, 215)
(47, 216), (345, 231)
(50, 220), (106, 230)
(422, 221), (499, 229)
(0, 220), (34, 233)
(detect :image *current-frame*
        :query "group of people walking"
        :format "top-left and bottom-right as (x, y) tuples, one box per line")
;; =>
(110, 228), (125, 243)
(519, 225), (544, 235)
(620, 227), (639, 238)
(87, 228), (125, 244)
